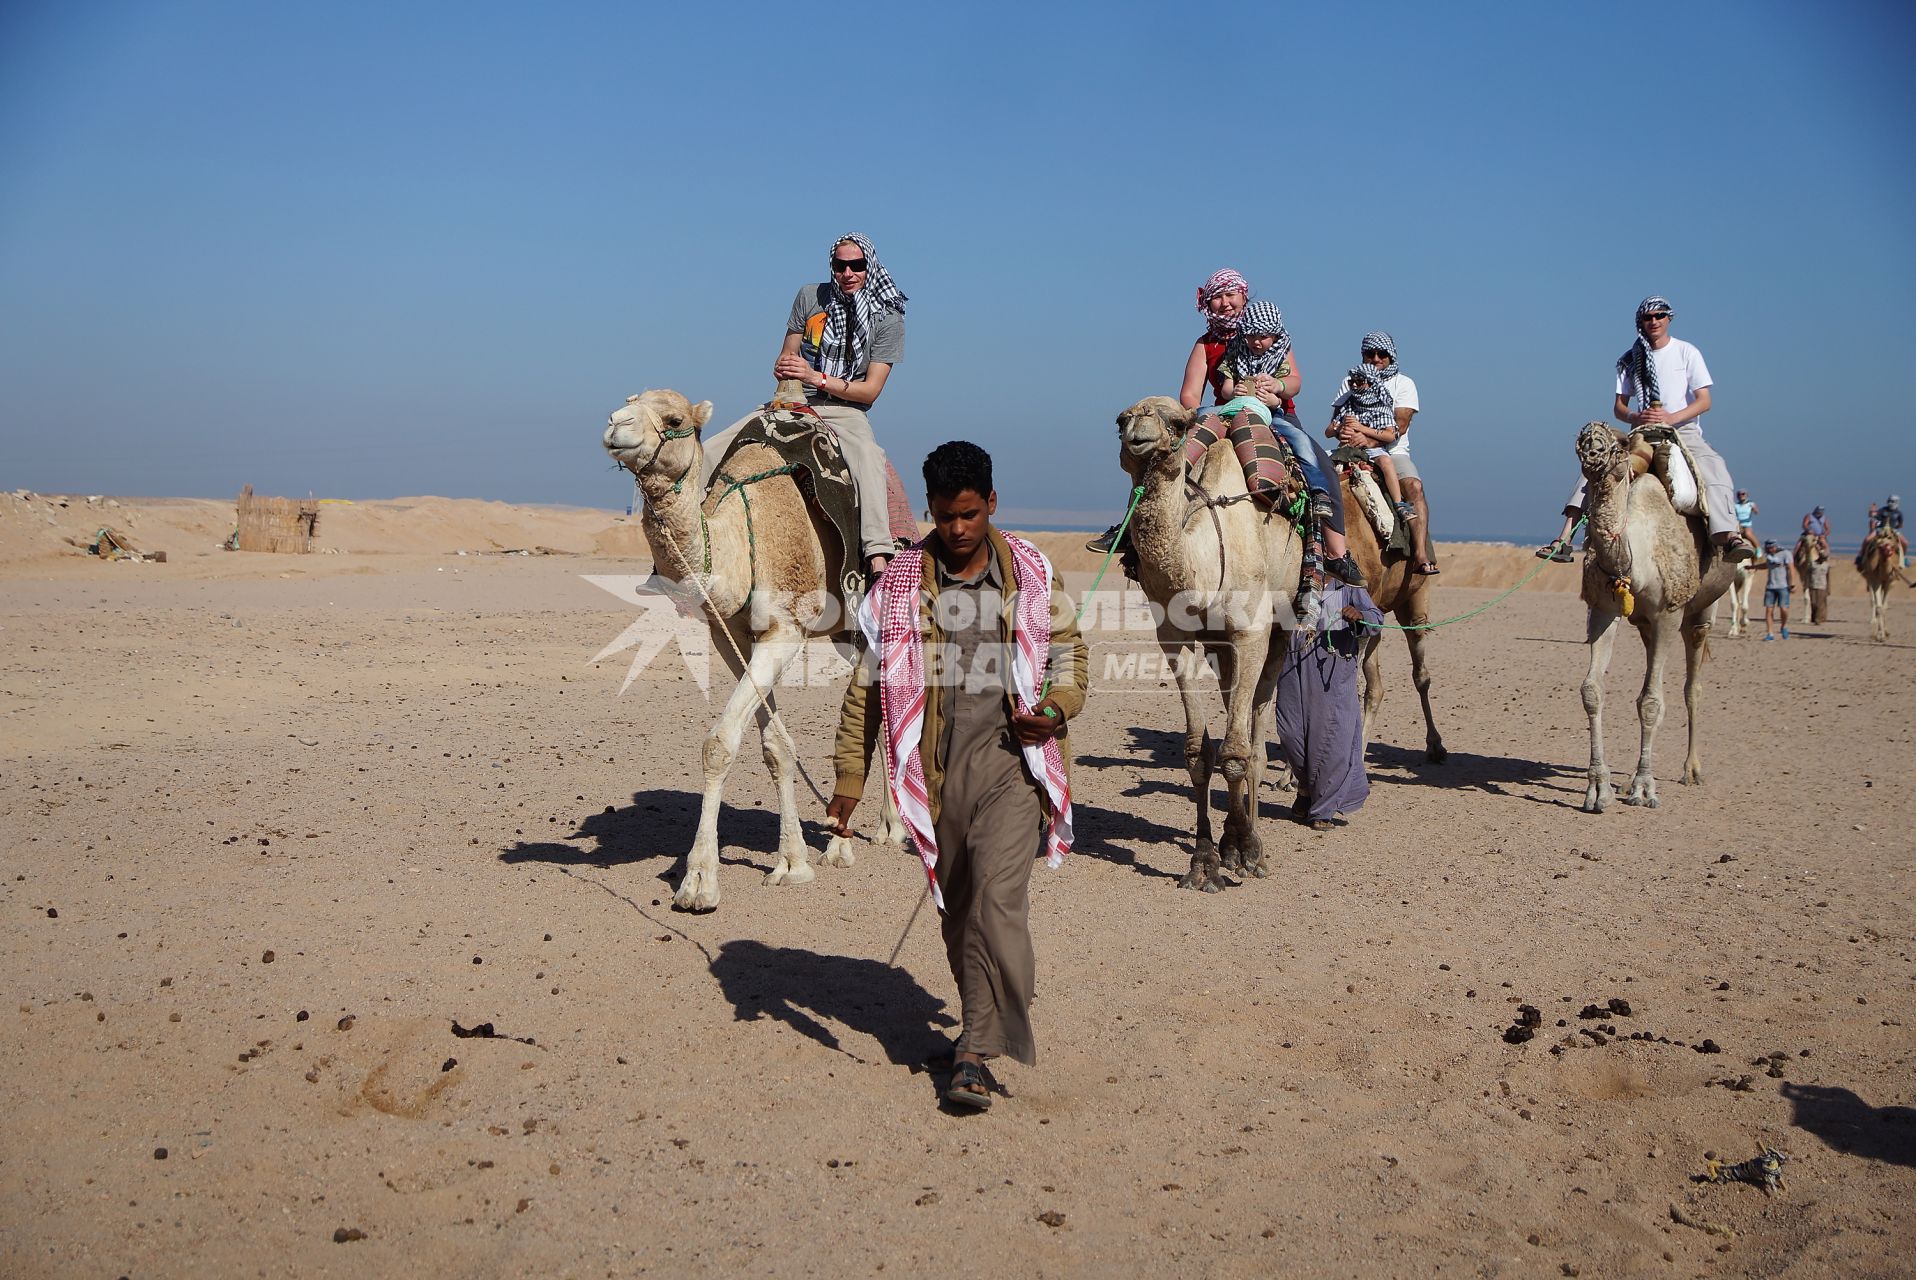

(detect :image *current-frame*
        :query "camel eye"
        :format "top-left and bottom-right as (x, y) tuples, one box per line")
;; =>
(662, 414), (682, 428)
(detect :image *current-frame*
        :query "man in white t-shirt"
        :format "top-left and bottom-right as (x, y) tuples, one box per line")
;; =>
(1338, 332), (1436, 573)
(1540, 296), (1754, 564)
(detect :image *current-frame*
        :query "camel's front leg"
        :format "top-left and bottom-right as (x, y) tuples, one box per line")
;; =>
(1358, 632), (1385, 755)
(1679, 620), (1710, 786)
(1231, 642), (1284, 879)
(1163, 629), (1222, 892)
(680, 628), (801, 910)
(1622, 618), (1667, 808)
(755, 663), (816, 886)
(1401, 617), (1447, 763)
(1580, 611), (1622, 813)
(1216, 626), (1271, 879)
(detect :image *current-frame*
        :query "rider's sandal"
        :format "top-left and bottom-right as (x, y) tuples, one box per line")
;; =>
(1415, 561), (1441, 575)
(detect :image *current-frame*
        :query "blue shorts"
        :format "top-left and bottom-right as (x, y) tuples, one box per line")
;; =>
(1764, 587), (1790, 608)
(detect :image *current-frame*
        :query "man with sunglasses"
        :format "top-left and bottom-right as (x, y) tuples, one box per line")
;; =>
(1338, 332), (1436, 574)
(1541, 296), (1754, 563)
(700, 233), (908, 578)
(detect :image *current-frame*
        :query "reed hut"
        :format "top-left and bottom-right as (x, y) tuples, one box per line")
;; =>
(234, 484), (319, 553)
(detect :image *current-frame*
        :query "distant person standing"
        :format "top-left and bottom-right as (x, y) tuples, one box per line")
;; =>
(1541, 296), (1754, 563)
(1807, 545), (1831, 624)
(1760, 538), (1793, 641)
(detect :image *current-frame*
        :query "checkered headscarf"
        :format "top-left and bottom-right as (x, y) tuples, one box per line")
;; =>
(1360, 330), (1399, 381)
(1197, 268), (1251, 339)
(1339, 365), (1396, 434)
(1223, 298), (1292, 381)
(1617, 297), (1673, 410)
(815, 233), (907, 380)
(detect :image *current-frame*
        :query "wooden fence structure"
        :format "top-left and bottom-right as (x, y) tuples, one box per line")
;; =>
(234, 484), (319, 553)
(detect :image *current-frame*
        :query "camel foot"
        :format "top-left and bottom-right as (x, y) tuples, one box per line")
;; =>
(1681, 765), (1703, 786)
(1426, 742), (1448, 764)
(764, 855), (815, 887)
(1621, 780), (1659, 809)
(820, 834), (858, 869)
(1179, 871), (1226, 894)
(673, 865), (721, 912)
(879, 816), (908, 846)
(1180, 842), (1225, 893)
(1581, 781), (1611, 814)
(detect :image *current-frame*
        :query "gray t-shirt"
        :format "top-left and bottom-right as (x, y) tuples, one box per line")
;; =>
(1764, 550), (1790, 592)
(788, 284), (905, 378)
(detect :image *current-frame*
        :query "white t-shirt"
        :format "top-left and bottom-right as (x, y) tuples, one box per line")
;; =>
(1615, 337), (1711, 431)
(1337, 371), (1420, 456)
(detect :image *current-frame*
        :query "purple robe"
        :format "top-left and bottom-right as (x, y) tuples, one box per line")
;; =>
(1274, 585), (1383, 821)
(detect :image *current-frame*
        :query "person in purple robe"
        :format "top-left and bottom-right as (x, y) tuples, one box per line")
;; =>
(1274, 583), (1384, 828)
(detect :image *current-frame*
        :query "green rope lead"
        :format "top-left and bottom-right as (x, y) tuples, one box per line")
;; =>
(1377, 516), (1586, 632)
(1041, 483), (1146, 703)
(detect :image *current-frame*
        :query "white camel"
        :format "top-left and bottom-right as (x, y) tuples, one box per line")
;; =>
(1722, 561), (1753, 638)
(602, 385), (901, 910)
(1574, 423), (1737, 812)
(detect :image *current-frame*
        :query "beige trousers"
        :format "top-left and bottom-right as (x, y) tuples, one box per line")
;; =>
(698, 402), (898, 560)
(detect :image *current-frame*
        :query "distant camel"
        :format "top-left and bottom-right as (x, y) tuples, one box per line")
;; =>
(1858, 527), (1903, 642)
(602, 384), (901, 911)
(1722, 561), (1753, 638)
(1115, 397), (1304, 891)
(1337, 468), (1447, 762)
(1573, 424), (1737, 812)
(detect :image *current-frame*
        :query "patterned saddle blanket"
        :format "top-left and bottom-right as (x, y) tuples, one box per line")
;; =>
(1330, 446), (1414, 560)
(708, 404), (917, 613)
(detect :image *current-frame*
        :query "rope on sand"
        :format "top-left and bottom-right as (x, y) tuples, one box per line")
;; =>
(1377, 517), (1586, 632)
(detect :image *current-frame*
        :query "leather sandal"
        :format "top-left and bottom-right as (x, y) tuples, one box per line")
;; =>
(945, 1060), (992, 1110)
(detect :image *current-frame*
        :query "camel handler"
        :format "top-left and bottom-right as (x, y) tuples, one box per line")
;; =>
(827, 441), (1088, 1112)
(699, 232), (907, 579)
(1540, 296), (1756, 564)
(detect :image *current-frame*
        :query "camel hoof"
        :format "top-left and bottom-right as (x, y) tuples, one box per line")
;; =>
(1681, 768), (1703, 787)
(879, 819), (908, 846)
(765, 858), (815, 886)
(1426, 744), (1448, 764)
(821, 835), (857, 869)
(673, 875), (720, 913)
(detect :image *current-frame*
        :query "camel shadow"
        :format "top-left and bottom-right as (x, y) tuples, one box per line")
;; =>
(1069, 802), (1187, 881)
(498, 787), (796, 882)
(1781, 1082), (1916, 1169)
(1367, 742), (1580, 798)
(709, 938), (956, 1066)
(1073, 726), (1289, 882)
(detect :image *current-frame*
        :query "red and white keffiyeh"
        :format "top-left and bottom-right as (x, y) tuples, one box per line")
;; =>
(856, 532), (1073, 909)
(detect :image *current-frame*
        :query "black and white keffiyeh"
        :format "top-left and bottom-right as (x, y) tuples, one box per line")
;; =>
(815, 233), (908, 381)
(1360, 330), (1399, 381)
(1617, 297), (1673, 410)
(1224, 298), (1292, 380)
(1339, 366), (1396, 434)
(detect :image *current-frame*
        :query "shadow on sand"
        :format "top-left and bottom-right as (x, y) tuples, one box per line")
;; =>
(498, 787), (803, 882)
(1781, 1082), (1916, 1169)
(709, 938), (957, 1067)
(1367, 741), (1581, 799)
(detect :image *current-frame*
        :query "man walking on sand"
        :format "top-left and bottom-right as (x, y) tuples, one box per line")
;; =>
(1760, 538), (1793, 640)
(828, 441), (1088, 1112)
(1808, 544), (1831, 624)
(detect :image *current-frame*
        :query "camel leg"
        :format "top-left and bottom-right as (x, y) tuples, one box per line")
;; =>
(1217, 629), (1269, 878)
(822, 737), (907, 869)
(679, 626), (803, 910)
(1401, 611), (1447, 763)
(1164, 630), (1223, 893)
(1679, 619), (1710, 786)
(1233, 645), (1284, 879)
(1621, 618), (1667, 808)
(1213, 637), (1247, 873)
(1580, 611), (1622, 813)
(757, 683), (815, 887)
(1358, 632), (1385, 758)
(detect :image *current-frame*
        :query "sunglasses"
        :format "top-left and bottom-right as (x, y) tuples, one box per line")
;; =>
(1639, 312), (1671, 322)
(830, 257), (868, 274)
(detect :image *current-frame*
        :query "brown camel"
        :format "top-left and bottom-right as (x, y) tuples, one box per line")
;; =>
(1337, 469), (1447, 763)
(1116, 397), (1305, 891)
(1574, 423), (1737, 812)
(1858, 529), (1902, 642)
(601, 385), (901, 910)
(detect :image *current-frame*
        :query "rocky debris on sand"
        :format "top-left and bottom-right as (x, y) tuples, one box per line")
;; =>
(333, 1227), (366, 1243)
(1036, 1209), (1066, 1228)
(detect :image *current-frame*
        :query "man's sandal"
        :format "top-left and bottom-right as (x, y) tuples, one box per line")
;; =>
(1415, 561), (1441, 575)
(945, 1060), (993, 1110)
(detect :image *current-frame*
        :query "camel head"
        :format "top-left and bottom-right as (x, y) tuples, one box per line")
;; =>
(1116, 396), (1196, 477)
(1575, 421), (1631, 483)
(603, 389), (713, 482)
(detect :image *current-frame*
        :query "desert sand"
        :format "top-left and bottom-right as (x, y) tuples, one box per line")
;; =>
(2, 490), (1912, 1277)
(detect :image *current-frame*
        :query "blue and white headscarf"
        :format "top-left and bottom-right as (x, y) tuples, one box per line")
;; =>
(1618, 296), (1675, 410)
(1223, 298), (1292, 380)
(1360, 330), (1399, 381)
(815, 233), (908, 380)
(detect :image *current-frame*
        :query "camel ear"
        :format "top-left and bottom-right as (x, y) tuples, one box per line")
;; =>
(690, 400), (714, 432)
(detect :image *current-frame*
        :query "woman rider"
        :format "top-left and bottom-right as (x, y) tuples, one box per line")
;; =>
(700, 233), (906, 577)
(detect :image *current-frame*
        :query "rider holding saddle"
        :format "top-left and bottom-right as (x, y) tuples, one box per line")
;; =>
(701, 233), (906, 578)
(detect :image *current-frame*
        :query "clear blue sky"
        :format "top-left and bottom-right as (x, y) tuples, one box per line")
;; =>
(3, 0), (1912, 540)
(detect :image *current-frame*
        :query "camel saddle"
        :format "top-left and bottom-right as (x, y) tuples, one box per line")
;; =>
(1626, 428), (1708, 522)
(1330, 446), (1414, 561)
(707, 401), (917, 615)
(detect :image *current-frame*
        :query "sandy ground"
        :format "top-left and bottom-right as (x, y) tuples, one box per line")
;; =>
(2, 493), (1913, 1277)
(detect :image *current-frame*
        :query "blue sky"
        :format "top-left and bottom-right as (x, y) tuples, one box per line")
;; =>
(2, 0), (1912, 540)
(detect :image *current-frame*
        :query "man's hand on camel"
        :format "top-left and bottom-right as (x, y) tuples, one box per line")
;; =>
(1636, 406), (1672, 426)
(825, 794), (858, 837)
(773, 354), (819, 384)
